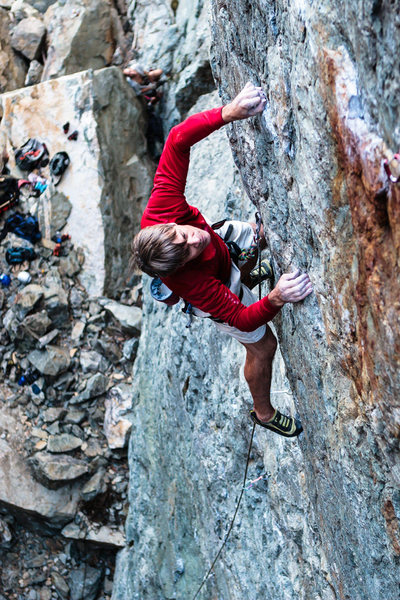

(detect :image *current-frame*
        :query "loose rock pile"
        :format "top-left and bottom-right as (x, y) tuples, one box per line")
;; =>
(0, 175), (142, 598)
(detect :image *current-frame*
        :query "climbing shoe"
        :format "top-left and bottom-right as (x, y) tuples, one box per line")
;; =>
(248, 259), (273, 290)
(250, 409), (303, 438)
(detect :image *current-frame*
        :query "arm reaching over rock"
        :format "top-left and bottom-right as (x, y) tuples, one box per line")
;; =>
(222, 82), (266, 122)
(268, 269), (313, 308)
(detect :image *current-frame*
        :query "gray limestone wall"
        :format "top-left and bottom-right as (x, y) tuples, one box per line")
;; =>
(112, 1), (400, 600)
(209, 1), (400, 598)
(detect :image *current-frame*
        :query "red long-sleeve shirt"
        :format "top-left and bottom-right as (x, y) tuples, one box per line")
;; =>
(141, 107), (281, 331)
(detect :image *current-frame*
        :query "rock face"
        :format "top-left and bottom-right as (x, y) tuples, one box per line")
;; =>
(42, 0), (117, 81)
(126, 0), (215, 123)
(0, 66), (153, 295)
(112, 4), (400, 600)
(112, 92), (294, 600)
(0, 7), (28, 93)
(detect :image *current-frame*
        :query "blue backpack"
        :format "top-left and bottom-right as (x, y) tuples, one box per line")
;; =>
(0, 212), (42, 244)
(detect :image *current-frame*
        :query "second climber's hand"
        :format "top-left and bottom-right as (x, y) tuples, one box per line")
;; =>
(268, 269), (313, 308)
(222, 82), (266, 123)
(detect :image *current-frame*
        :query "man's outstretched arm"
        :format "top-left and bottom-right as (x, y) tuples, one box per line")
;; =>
(221, 81), (267, 123)
(145, 83), (266, 224)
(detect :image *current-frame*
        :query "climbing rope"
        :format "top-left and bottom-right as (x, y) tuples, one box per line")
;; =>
(191, 211), (264, 600)
(191, 422), (256, 600)
(255, 211), (262, 302)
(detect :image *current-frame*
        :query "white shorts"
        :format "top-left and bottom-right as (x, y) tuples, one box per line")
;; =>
(193, 220), (267, 345)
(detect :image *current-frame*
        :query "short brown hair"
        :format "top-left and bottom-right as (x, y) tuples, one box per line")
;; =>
(130, 224), (189, 277)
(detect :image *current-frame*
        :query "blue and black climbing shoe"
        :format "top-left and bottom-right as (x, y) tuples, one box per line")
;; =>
(250, 409), (303, 438)
(248, 259), (273, 290)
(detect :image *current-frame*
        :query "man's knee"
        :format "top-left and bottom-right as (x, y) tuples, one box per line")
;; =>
(244, 328), (277, 361)
(261, 329), (277, 358)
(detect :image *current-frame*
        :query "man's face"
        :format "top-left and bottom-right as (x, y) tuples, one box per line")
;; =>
(172, 224), (211, 263)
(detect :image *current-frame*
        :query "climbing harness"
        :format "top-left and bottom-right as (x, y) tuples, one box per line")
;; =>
(191, 211), (264, 600)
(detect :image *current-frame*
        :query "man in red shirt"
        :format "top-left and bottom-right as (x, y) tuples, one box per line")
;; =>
(131, 83), (313, 437)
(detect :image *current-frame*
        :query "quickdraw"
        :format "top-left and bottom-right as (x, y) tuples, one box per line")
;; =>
(383, 153), (400, 184)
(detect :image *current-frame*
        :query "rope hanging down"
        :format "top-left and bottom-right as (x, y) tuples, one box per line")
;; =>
(191, 211), (264, 600)
(191, 422), (256, 600)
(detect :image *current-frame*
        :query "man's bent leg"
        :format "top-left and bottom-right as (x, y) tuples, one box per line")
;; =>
(241, 324), (277, 422)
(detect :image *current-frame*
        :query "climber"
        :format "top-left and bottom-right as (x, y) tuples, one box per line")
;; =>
(123, 62), (164, 105)
(124, 61), (165, 162)
(130, 82), (313, 438)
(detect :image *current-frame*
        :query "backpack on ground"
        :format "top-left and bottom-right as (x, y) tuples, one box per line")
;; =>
(5, 246), (37, 265)
(50, 151), (70, 185)
(0, 175), (19, 213)
(0, 212), (42, 244)
(15, 139), (49, 172)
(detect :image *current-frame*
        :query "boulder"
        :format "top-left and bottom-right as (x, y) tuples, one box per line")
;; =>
(0, 7), (27, 93)
(29, 452), (89, 487)
(79, 349), (109, 373)
(50, 572), (69, 600)
(72, 373), (108, 403)
(80, 468), (107, 501)
(23, 311), (52, 338)
(58, 251), (81, 278)
(9, 0), (41, 21)
(43, 407), (67, 423)
(102, 300), (142, 334)
(0, 413), (80, 524)
(71, 320), (85, 341)
(13, 284), (44, 320)
(47, 433), (83, 453)
(63, 410), (85, 425)
(27, 345), (71, 376)
(27, 0), (57, 13)
(68, 564), (102, 600)
(10, 16), (46, 61)
(122, 337), (138, 360)
(104, 383), (132, 449)
(86, 525), (125, 548)
(0, 518), (12, 549)
(42, 285), (69, 328)
(25, 59), (44, 85)
(38, 328), (59, 348)
(42, 0), (117, 81)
